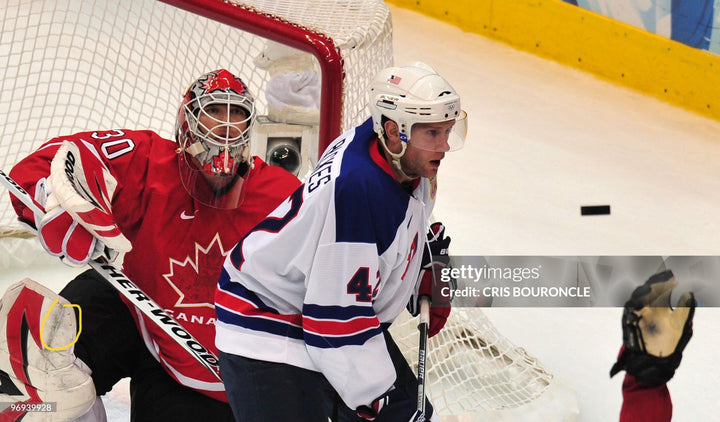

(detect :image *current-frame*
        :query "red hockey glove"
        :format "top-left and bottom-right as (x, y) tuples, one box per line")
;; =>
(409, 222), (454, 338)
(357, 386), (431, 422)
(36, 141), (131, 266)
(35, 187), (96, 267)
(610, 270), (695, 384)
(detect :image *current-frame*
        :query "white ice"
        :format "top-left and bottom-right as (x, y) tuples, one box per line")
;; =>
(389, 5), (720, 422)
(2, 3), (719, 421)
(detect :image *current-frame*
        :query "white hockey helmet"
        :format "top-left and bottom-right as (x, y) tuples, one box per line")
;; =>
(368, 62), (467, 152)
(175, 69), (256, 209)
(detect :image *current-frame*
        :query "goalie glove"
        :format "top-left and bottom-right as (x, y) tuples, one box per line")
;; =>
(34, 178), (99, 267)
(38, 141), (131, 266)
(0, 279), (96, 420)
(407, 222), (454, 338)
(610, 270), (695, 384)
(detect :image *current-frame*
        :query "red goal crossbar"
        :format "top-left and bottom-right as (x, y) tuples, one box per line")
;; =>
(162, 0), (344, 158)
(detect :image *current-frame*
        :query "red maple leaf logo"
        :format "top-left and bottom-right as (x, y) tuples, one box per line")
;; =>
(162, 233), (231, 308)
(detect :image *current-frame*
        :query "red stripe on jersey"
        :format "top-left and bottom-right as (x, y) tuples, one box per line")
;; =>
(302, 314), (380, 337)
(214, 288), (302, 326)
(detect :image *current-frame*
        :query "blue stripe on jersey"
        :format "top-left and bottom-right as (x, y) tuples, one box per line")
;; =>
(229, 186), (304, 269)
(217, 269), (305, 339)
(302, 302), (382, 348)
(304, 325), (383, 349)
(218, 268), (273, 312)
(215, 306), (305, 340)
(333, 118), (411, 255)
(302, 303), (376, 319)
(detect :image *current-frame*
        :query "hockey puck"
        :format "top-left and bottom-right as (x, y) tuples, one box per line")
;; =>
(581, 205), (611, 216)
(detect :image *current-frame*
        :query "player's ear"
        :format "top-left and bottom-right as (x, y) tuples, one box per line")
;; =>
(383, 119), (399, 138)
(383, 120), (402, 151)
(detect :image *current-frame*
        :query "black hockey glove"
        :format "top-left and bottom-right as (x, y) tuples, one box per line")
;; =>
(407, 222), (455, 337)
(610, 270), (695, 384)
(357, 385), (432, 422)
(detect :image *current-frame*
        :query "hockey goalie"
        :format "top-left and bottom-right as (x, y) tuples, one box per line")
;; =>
(0, 69), (301, 421)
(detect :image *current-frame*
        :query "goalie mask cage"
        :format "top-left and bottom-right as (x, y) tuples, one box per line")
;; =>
(0, 1), (579, 420)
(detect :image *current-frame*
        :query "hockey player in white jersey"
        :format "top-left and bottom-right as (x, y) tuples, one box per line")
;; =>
(215, 62), (467, 421)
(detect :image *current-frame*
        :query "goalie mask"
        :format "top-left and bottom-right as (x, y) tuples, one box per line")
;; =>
(175, 69), (256, 209)
(368, 62), (467, 154)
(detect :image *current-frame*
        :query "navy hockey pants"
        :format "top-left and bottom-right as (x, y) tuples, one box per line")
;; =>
(219, 328), (433, 421)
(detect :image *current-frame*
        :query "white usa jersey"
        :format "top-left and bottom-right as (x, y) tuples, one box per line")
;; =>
(215, 117), (435, 409)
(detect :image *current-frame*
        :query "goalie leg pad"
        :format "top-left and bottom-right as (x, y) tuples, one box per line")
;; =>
(0, 279), (96, 420)
(74, 397), (108, 422)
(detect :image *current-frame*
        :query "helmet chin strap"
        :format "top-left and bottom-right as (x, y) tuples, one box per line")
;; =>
(378, 131), (412, 181)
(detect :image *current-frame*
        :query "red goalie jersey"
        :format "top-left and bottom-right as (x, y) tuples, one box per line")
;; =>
(9, 129), (301, 402)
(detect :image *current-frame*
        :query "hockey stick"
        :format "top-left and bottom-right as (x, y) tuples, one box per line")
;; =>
(0, 169), (223, 381)
(416, 296), (431, 414)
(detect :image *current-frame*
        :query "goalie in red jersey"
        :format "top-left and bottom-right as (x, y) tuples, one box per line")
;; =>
(0, 69), (301, 421)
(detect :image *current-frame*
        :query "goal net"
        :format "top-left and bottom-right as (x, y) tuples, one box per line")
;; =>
(0, 1), (578, 420)
(0, 0), (392, 233)
(389, 309), (579, 421)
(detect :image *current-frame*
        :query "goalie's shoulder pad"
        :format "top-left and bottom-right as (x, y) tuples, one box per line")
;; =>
(0, 278), (96, 420)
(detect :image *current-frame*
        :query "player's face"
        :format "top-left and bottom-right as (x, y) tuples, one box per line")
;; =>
(197, 104), (248, 141)
(398, 120), (454, 179)
(399, 144), (445, 180)
(195, 103), (250, 189)
(407, 120), (455, 153)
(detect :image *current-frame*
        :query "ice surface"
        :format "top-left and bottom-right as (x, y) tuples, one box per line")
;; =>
(2, 3), (719, 421)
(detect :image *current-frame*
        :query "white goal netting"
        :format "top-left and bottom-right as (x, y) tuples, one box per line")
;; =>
(390, 309), (579, 421)
(0, 0), (392, 233)
(0, 1), (578, 420)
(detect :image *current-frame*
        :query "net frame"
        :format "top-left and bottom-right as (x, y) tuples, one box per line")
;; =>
(0, 2), (580, 420)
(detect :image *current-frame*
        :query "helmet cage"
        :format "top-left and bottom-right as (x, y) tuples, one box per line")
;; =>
(176, 69), (256, 177)
(175, 69), (257, 209)
(179, 90), (255, 176)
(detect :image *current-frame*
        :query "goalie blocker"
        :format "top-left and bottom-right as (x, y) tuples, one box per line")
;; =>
(38, 141), (132, 267)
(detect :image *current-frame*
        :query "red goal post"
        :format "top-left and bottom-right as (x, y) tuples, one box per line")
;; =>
(162, 0), (345, 155)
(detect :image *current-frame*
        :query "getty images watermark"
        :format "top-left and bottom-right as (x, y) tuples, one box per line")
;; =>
(437, 256), (720, 307)
(440, 264), (591, 300)
(440, 262), (590, 304)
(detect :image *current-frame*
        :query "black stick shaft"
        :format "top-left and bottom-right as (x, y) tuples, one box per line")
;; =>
(417, 296), (431, 413)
